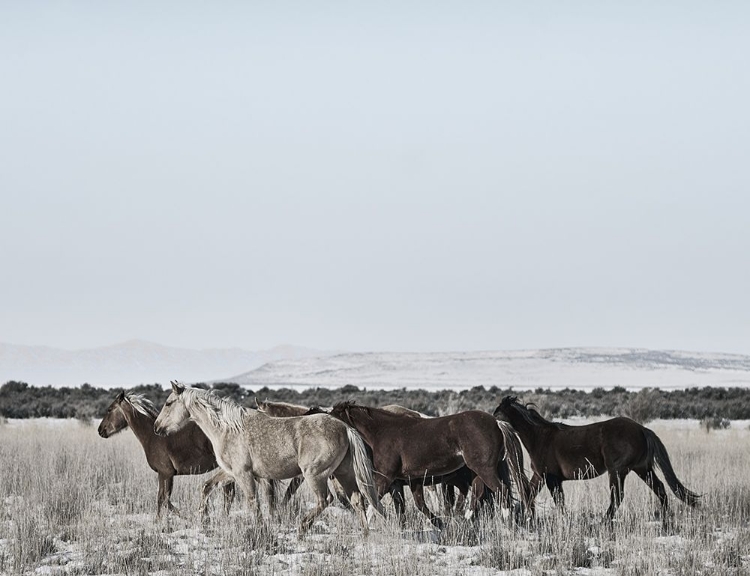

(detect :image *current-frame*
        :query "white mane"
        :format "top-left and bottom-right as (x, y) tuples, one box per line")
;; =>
(182, 387), (248, 433)
(124, 393), (159, 418)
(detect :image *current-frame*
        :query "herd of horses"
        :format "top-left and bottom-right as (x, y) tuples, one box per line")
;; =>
(97, 382), (699, 535)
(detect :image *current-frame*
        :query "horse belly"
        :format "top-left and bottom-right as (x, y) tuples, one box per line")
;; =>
(252, 447), (302, 480)
(558, 453), (605, 480)
(400, 453), (464, 480)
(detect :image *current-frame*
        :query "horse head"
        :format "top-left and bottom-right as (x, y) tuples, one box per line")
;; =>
(329, 401), (359, 427)
(98, 391), (129, 438)
(154, 381), (191, 436)
(492, 395), (519, 420)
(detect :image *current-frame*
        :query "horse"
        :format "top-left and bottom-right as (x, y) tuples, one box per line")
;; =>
(154, 382), (384, 534)
(325, 402), (530, 527)
(493, 396), (700, 521)
(255, 398), (426, 419)
(254, 398), (341, 505)
(255, 398), (319, 417)
(98, 391), (235, 518)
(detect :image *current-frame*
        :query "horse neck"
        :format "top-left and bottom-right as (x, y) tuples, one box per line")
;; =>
(120, 404), (157, 447)
(340, 408), (382, 444)
(185, 396), (244, 449)
(505, 408), (548, 452)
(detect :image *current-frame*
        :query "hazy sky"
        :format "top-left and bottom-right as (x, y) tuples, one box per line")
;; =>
(2, 2), (749, 354)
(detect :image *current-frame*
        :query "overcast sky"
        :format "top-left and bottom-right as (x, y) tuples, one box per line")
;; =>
(1, 2), (749, 354)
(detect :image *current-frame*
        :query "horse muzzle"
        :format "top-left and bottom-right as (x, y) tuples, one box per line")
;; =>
(154, 424), (167, 436)
(98, 426), (109, 438)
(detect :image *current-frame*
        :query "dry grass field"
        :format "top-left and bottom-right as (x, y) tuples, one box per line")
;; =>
(0, 416), (748, 575)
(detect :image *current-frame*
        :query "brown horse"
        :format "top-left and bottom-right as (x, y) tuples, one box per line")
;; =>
(98, 391), (234, 518)
(326, 402), (530, 526)
(255, 398), (317, 417)
(493, 396), (699, 520)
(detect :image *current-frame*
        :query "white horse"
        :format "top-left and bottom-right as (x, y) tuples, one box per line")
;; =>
(154, 382), (384, 533)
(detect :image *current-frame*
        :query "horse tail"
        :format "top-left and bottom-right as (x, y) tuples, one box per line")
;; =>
(496, 421), (533, 513)
(346, 427), (385, 517)
(644, 427), (700, 507)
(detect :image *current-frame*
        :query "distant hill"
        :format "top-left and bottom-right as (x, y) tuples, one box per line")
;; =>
(0, 340), (330, 387)
(224, 348), (750, 391)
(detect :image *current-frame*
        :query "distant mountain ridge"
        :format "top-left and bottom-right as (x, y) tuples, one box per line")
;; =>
(0, 340), (329, 387)
(225, 348), (750, 391)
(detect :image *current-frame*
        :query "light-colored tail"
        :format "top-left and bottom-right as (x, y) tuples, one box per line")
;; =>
(645, 428), (700, 507)
(497, 420), (533, 513)
(346, 427), (385, 517)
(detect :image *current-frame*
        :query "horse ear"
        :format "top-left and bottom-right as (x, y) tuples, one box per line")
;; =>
(254, 397), (262, 409)
(116, 391), (125, 402)
(171, 381), (185, 395)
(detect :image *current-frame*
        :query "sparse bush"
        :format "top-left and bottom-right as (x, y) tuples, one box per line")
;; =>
(700, 416), (731, 433)
(624, 388), (663, 424)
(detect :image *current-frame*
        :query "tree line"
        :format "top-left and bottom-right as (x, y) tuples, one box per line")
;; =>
(2, 380), (750, 423)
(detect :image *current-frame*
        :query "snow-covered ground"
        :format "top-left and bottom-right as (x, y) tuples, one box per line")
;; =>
(0, 340), (330, 387)
(226, 348), (750, 391)
(2, 417), (748, 575)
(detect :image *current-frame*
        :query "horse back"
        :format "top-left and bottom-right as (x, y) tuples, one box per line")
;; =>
(546, 416), (649, 477)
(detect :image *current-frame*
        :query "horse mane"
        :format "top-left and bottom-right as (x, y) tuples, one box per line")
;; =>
(124, 393), (159, 419)
(182, 387), (248, 433)
(502, 396), (567, 430)
(330, 401), (376, 423)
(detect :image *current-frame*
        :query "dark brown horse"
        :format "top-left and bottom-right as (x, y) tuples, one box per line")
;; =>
(326, 402), (530, 526)
(493, 396), (699, 520)
(98, 391), (234, 518)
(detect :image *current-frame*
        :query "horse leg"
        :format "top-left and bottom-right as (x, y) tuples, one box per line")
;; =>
(390, 482), (407, 526)
(636, 468), (670, 522)
(468, 462), (514, 521)
(528, 472), (544, 503)
(467, 475), (488, 520)
(496, 461), (514, 511)
(157, 473), (181, 518)
(454, 482), (469, 514)
(605, 470), (626, 520)
(222, 480), (236, 515)
(200, 470), (228, 522)
(263, 480), (276, 516)
(234, 473), (261, 520)
(411, 484), (443, 530)
(331, 468), (371, 534)
(440, 482), (456, 514)
(283, 476), (304, 504)
(330, 477), (354, 510)
(156, 473), (168, 518)
(299, 475), (330, 535)
(545, 475), (565, 510)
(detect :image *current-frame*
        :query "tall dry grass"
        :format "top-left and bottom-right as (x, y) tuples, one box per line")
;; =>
(0, 418), (748, 575)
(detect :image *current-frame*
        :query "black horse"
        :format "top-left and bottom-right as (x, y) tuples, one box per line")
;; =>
(493, 396), (699, 520)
